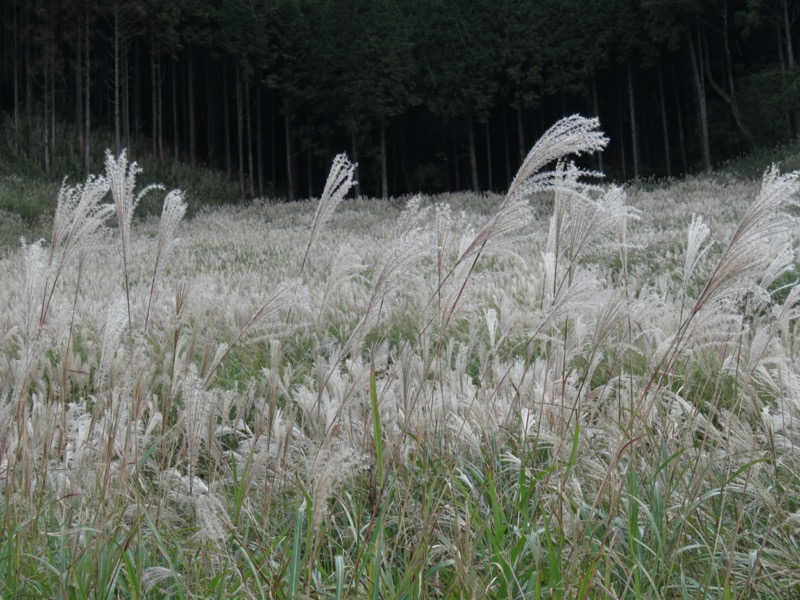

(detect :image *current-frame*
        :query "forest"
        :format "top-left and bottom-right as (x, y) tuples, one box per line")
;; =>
(0, 0), (798, 200)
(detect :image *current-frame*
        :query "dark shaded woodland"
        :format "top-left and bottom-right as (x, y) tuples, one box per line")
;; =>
(0, 0), (798, 199)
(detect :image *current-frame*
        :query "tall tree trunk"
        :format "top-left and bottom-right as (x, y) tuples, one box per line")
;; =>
(781, 0), (799, 136)
(515, 106), (525, 165)
(123, 41), (130, 151)
(502, 106), (511, 188)
(658, 64), (672, 178)
(206, 62), (215, 163)
(236, 68), (244, 197)
(703, 3), (753, 141)
(84, 6), (91, 174)
(380, 119), (388, 199)
(351, 128), (361, 198)
(113, 4), (121, 157)
(12, 1), (20, 155)
(484, 119), (492, 192)
(688, 31), (712, 173)
(468, 118), (479, 192)
(592, 77), (603, 172)
(284, 101), (295, 201)
(75, 7), (83, 156)
(43, 45), (50, 174)
(151, 42), (158, 157)
(256, 81), (264, 196)
(187, 46), (196, 166)
(172, 58), (179, 159)
(627, 63), (639, 181)
(224, 67), (231, 175)
(246, 77), (255, 198)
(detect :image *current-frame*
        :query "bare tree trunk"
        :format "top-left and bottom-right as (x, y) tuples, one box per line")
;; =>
(236, 67), (244, 197)
(187, 46), (196, 166)
(43, 45), (50, 174)
(246, 77), (255, 198)
(380, 119), (388, 199)
(84, 7), (91, 174)
(627, 63), (639, 181)
(484, 119), (492, 191)
(468, 118), (479, 192)
(688, 31), (712, 173)
(256, 81), (264, 196)
(75, 8), (83, 156)
(502, 106), (511, 187)
(351, 128), (361, 198)
(516, 106), (525, 165)
(703, 3), (753, 141)
(658, 64), (672, 178)
(172, 58), (179, 160)
(123, 41), (130, 152)
(285, 101), (295, 201)
(12, 1), (20, 155)
(151, 40), (158, 157)
(114, 4), (121, 157)
(224, 67), (231, 175)
(592, 77), (603, 172)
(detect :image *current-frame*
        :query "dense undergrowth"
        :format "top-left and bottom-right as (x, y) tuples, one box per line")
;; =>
(2, 116), (800, 598)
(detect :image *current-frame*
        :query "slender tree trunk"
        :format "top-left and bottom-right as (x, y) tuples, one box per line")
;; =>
(703, 3), (753, 141)
(658, 64), (672, 178)
(351, 128), (361, 198)
(246, 77), (255, 198)
(84, 7), (91, 173)
(484, 119), (492, 192)
(502, 106), (511, 188)
(224, 67), (231, 175)
(618, 93), (627, 180)
(114, 4), (121, 156)
(782, 0), (799, 136)
(123, 41), (130, 151)
(206, 63), (214, 163)
(75, 8), (83, 156)
(516, 106), (525, 165)
(285, 101), (295, 201)
(592, 77), (603, 172)
(627, 63), (639, 181)
(12, 1), (20, 155)
(172, 58), (179, 159)
(43, 45), (50, 174)
(236, 68), (244, 197)
(256, 82), (264, 196)
(271, 94), (276, 192)
(187, 46), (196, 166)
(688, 31), (712, 172)
(380, 119), (388, 199)
(151, 42), (158, 157)
(468, 118), (479, 192)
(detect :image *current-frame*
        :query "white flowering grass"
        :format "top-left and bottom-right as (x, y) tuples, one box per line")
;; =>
(2, 116), (800, 597)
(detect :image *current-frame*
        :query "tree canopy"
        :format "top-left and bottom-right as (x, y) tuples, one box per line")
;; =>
(0, 0), (797, 198)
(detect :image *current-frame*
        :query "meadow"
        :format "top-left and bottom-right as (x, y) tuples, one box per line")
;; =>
(1, 116), (799, 598)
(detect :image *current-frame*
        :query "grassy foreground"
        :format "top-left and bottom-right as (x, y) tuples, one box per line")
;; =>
(2, 117), (800, 599)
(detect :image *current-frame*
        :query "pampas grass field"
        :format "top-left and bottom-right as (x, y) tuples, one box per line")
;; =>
(2, 116), (800, 598)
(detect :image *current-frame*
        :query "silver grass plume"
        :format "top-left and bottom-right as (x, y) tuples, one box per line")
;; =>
(506, 114), (608, 203)
(145, 189), (188, 333)
(105, 149), (164, 329)
(693, 166), (799, 315)
(301, 153), (356, 273)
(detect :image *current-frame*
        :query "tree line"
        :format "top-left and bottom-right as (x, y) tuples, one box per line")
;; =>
(0, 0), (798, 200)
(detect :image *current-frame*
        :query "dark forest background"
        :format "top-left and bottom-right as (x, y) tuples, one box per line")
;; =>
(0, 0), (798, 202)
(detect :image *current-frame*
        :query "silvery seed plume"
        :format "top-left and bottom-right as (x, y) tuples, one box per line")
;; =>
(106, 149), (164, 326)
(145, 189), (188, 333)
(301, 153), (356, 272)
(506, 115), (608, 203)
(50, 174), (113, 266)
(683, 214), (712, 288)
(694, 166), (799, 314)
